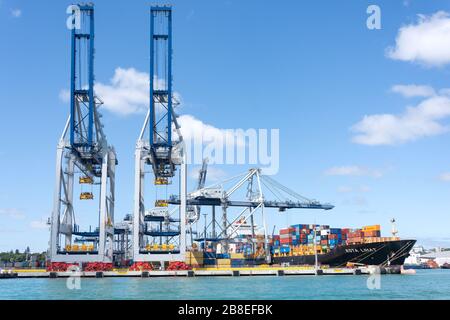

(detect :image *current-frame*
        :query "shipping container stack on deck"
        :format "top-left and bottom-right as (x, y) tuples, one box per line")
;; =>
(184, 224), (389, 266)
(270, 224), (385, 257)
(188, 233), (268, 268)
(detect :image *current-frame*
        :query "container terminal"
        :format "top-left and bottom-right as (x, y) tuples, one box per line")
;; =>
(2, 4), (416, 279)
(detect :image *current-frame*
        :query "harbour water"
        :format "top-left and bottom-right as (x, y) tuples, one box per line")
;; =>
(0, 269), (449, 300)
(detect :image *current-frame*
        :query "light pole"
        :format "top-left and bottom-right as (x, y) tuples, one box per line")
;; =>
(203, 213), (208, 253)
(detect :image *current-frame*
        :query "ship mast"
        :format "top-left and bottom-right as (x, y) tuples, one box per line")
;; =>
(390, 218), (398, 237)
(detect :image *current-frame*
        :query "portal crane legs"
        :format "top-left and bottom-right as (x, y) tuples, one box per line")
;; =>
(50, 120), (117, 263)
(132, 136), (187, 263)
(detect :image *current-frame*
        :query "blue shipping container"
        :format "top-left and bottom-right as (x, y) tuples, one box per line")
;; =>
(204, 252), (217, 259)
(203, 258), (216, 265)
(280, 246), (290, 253)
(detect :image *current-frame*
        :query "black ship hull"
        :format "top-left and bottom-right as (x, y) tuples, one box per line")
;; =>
(272, 239), (416, 267)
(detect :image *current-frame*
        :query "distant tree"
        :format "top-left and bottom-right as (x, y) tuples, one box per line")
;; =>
(0, 249), (47, 264)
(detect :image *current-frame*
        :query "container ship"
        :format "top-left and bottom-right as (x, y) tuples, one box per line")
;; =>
(270, 224), (416, 267)
(186, 222), (416, 269)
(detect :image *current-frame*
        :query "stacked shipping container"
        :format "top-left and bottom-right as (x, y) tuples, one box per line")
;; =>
(185, 224), (387, 266)
(272, 224), (384, 256)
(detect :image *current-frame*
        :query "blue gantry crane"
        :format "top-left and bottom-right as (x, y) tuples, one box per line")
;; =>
(132, 6), (187, 264)
(50, 3), (117, 263)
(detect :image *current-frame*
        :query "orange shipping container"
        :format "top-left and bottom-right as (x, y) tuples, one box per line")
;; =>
(362, 225), (381, 232)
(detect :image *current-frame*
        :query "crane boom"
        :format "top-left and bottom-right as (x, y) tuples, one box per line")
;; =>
(197, 158), (208, 190)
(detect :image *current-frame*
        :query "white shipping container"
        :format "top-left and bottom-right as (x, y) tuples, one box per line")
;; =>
(228, 243), (237, 253)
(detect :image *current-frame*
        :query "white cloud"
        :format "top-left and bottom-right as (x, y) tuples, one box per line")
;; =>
(351, 94), (450, 145)
(391, 84), (436, 98)
(0, 208), (25, 220)
(58, 67), (237, 146)
(178, 114), (243, 147)
(60, 67), (247, 155)
(11, 9), (22, 18)
(325, 166), (383, 178)
(439, 172), (450, 182)
(61, 67), (182, 116)
(94, 67), (150, 115)
(59, 77), (235, 151)
(387, 11), (450, 66)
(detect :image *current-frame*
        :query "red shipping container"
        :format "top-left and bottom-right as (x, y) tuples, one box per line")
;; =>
(280, 227), (295, 234)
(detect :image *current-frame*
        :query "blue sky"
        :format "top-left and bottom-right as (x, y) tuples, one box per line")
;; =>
(1, 0), (450, 252)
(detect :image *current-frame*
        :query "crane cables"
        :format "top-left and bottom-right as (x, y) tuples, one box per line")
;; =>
(260, 175), (315, 204)
(196, 171), (248, 194)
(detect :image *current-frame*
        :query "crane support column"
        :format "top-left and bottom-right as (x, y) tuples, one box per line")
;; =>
(221, 204), (228, 253)
(180, 161), (187, 257)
